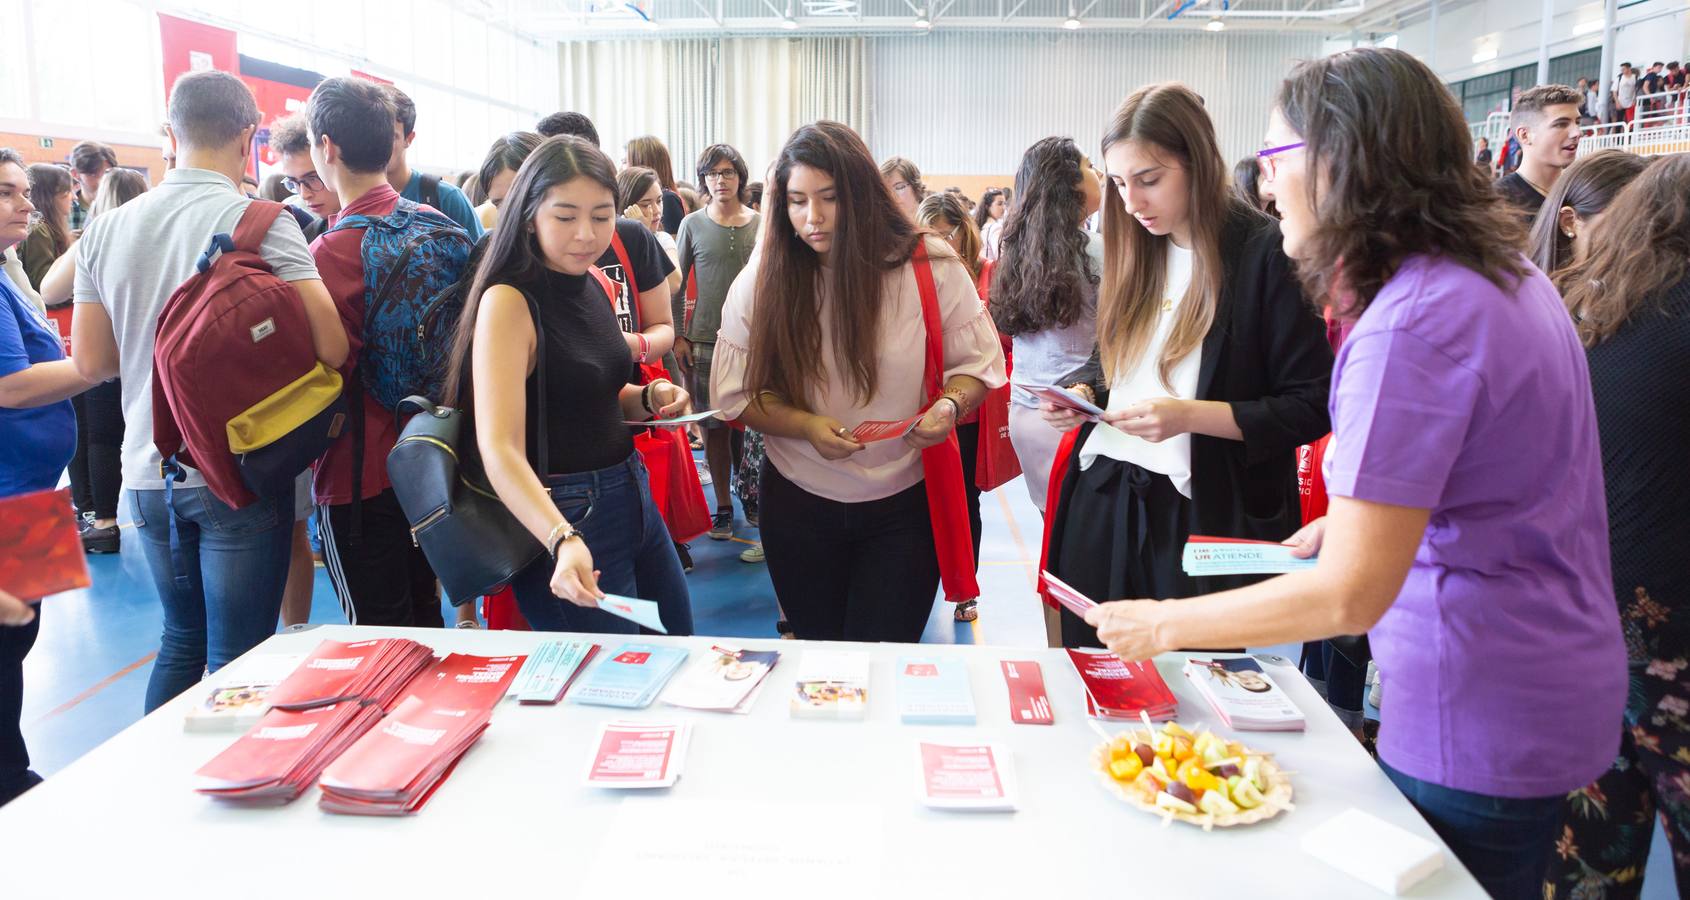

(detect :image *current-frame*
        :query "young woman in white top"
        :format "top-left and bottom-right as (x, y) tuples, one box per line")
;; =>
(712, 122), (1006, 642)
(1039, 83), (1331, 648)
(975, 187), (1007, 262)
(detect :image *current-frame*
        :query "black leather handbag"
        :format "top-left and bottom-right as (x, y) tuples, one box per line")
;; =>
(387, 290), (549, 606)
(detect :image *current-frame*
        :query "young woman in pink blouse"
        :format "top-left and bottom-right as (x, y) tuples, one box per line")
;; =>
(711, 122), (1006, 642)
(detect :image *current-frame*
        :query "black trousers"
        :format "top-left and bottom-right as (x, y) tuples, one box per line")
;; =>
(760, 462), (939, 643)
(69, 379), (124, 521)
(318, 488), (443, 628)
(956, 422), (983, 565)
(1049, 454), (1195, 649)
(0, 604), (41, 808)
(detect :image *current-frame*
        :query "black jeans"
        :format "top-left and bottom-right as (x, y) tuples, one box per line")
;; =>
(68, 379), (124, 521)
(760, 462), (939, 642)
(955, 422), (983, 565)
(0, 604), (42, 808)
(318, 488), (443, 628)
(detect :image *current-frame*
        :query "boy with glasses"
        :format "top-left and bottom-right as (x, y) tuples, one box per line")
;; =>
(675, 144), (759, 542)
(269, 113), (340, 239)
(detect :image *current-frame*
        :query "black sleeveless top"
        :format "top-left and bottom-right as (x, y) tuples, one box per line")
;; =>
(507, 268), (637, 475)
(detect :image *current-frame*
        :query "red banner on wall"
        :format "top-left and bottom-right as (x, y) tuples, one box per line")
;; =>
(158, 13), (238, 97)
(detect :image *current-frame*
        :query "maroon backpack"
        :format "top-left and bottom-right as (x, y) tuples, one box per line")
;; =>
(152, 200), (347, 508)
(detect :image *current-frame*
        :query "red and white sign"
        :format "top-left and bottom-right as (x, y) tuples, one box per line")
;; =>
(585, 722), (690, 789)
(917, 742), (1017, 811)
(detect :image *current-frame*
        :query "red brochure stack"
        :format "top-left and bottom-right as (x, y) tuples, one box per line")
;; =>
(317, 696), (493, 815)
(263, 638), (436, 712)
(193, 702), (383, 803)
(1066, 649), (1179, 721)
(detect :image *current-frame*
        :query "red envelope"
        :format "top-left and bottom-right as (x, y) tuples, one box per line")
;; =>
(0, 487), (90, 601)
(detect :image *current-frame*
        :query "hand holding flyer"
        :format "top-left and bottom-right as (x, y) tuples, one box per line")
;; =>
(849, 414), (924, 443)
(598, 594), (668, 633)
(1040, 570), (1099, 618)
(1016, 383), (1105, 421)
(622, 409), (721, 428)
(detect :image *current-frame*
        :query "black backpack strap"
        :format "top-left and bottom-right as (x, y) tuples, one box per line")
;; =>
(419, 174), (442, 212)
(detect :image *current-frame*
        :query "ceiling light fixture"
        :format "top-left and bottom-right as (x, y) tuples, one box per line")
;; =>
(1063, 14), (1081, 29)
(782, 15), (798, 28)
(913, 10), (931, 29)
(1205, 16), (1224, 31)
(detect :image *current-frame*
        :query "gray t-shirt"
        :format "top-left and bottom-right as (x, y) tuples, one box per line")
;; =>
(73, 167), (319, 491)
(674, 208), (760, 344)
(1009, 229), (1104, 407)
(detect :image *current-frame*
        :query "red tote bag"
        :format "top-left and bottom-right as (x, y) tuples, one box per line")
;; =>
(968, 260), (1020, 491)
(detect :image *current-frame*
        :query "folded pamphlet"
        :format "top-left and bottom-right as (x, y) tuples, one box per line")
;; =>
(896, 657), (976, 725)
(510, 641), (600, 704)
(1183, 656), (1305, 731)
(662, 645), (780, 713)
(571, 644), (689, 709)
(584, 721), (692, 789)
(917, 741), (1018, 812)
(1183, 535), (1317, 577)
(790, 649), (870, 719)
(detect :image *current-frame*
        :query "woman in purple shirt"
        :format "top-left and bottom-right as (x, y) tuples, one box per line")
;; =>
(1083, 48), (1626, 900)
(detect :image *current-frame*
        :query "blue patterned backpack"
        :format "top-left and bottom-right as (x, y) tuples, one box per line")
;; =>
(325, 198), (473, 540)
(326, 197), (474, 410)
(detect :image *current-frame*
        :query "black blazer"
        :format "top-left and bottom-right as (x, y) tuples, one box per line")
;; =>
(1187, 205), (1332, 546)
(1080, 204), (1331, 548)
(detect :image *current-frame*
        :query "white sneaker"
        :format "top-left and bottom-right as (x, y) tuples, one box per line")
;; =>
(695, 460), (713, 486)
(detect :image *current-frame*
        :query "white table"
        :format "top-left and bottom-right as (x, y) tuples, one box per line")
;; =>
(0, 625), (1483, 898)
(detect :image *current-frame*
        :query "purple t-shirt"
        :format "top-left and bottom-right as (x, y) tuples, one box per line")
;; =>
(1325, 254), (1625, 799)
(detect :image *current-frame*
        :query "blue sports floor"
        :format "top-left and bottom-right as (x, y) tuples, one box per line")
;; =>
(17, 471), (1681, 898)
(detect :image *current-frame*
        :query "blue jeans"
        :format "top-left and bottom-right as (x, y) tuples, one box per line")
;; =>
(130, 484), (293, 712)
(511, 454), (693, 637)
(1381, 760), (1566, 900)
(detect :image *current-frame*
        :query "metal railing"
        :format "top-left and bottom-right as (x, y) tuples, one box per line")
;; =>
(1577, 106), (1690, 157)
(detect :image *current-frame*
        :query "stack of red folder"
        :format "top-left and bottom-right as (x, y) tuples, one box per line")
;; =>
(265, 638), (436, 712)
(317, 696), (493, 815)
(193, 702), (382, 803)
(1066, 649), (1179, 721)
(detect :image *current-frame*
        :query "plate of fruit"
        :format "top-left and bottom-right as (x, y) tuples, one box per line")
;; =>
(1092, 719), (1293, 829)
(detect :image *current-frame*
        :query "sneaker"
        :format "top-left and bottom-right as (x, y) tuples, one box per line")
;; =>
(696, 460), (713, 486)
(77, 511), (95, 534)
(739, 544), (765, 564)
(82, 524), (120, 555)
(708, 510), (733, 541)
(675, 543), (694, 573)
(744, 508), (759, 528)
(454, 620), (481, 629)
(1368, 674), (1383, 710)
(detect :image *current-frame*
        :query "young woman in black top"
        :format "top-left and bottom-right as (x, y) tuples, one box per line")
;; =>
(1040, 83), (1331, 648)
(1545, 155), (1690, 900)
(445, 135), (695, 636)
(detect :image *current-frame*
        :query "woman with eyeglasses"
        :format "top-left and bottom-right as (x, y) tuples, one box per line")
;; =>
(1079, 51), (1624, 900)
(879, 156), (927, 222)
(1037, 84), (1331, 651)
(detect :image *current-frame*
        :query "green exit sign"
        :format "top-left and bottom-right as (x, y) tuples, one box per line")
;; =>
(37, 137), (53, 149)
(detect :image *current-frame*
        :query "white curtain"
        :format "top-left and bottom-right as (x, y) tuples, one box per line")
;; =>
(559, 36), (868, 180)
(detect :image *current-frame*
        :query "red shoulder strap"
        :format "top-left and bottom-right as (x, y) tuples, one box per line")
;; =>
(910, 240), (980, 602)
(609, 232), (640, 298)
(588, 265), (618, 308)
(911, 241), (942, 399)
(232, 200), (286, 254)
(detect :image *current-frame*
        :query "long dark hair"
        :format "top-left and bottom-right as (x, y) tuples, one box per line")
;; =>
(1527, 150), (1652, 277)
(1097, 85), (1234, 388)
(1277, 47), (1529, 316)
(747, 121), (931, 408)
(990, 137), (1095, 336)
(1558, 154), (1690, 347)
(444, 135), (620, 404)
(973, 188), (1004, 231)
(25, 164), (72, 256)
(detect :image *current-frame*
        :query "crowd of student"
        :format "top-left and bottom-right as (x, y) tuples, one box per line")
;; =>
(1, 45), (1688, 898)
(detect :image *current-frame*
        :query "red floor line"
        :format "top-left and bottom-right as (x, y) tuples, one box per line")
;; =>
(33, 652), (156, 725)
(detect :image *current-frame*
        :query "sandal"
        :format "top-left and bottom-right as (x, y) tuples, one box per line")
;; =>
(953, 599), (979, 622)
(776, 619), (796, 640)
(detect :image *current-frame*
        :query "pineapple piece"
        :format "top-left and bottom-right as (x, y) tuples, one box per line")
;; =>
(1110, 755), (1145, 781)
